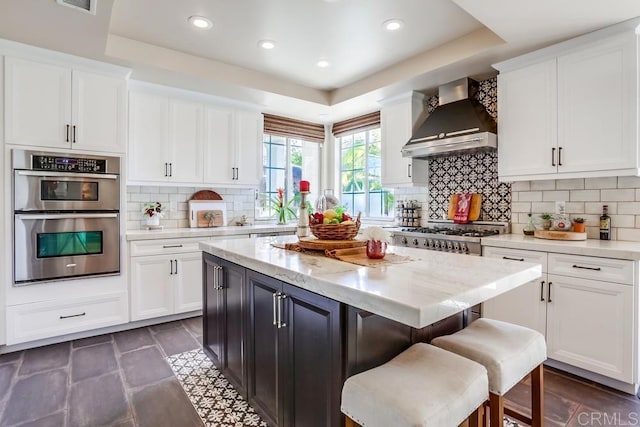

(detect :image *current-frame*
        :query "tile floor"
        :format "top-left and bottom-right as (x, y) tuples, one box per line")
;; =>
(0, 316), (637, 426)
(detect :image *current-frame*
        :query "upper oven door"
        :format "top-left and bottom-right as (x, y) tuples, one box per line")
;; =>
(14, 170), (120, 211)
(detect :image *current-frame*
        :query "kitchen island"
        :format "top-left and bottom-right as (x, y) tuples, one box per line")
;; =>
(200, 236), (541, 427)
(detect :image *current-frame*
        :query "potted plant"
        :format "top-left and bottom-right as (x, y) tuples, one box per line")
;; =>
(572, 217), (586, 233)
(271, 188), (296, 224)
(539, 213), (553, 230)
(143, 201), (164, 227)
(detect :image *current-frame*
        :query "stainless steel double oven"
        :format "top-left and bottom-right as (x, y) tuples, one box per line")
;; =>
(13, 150), (121, 285)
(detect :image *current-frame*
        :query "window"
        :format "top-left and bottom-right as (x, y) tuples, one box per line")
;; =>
(257, 134), (320, 220)
(338, 127), (394, 219)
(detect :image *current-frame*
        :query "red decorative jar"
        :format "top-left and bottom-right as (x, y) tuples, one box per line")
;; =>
(366, 240), (387, 259)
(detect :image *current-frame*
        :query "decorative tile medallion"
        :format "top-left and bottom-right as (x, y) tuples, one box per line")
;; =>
(167, 349), (266, 427)
(426, 77), (512, 222)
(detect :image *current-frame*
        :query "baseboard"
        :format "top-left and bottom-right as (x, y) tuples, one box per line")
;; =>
(545, 359), (638, 395)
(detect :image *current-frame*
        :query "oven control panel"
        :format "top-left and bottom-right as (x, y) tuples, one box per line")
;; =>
(31, 155), (107, 173)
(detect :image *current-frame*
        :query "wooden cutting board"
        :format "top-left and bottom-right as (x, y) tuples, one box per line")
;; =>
(297, 239), (366, 251)
(534, 230), (587, 241)
(190, 190), (222, 200)
(447, 193), (482, 221)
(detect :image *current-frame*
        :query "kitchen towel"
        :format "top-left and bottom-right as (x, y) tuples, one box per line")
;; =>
(454, 192), (473, 224)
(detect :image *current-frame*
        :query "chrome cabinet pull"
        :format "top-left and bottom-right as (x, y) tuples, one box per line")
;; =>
(548, 282), (553, 303)
(213, 265), (219, 290)
(72, 125), (77, 143)
(540, 281), (545, 302)
(502, 256), (525, 261)
(60, 312), (85, 319)
(272, 292), (278, 326)
(66, 124), (70, 142)
(216, 266), (223, 290)
(162, 244), (183, 249)
(277, 294), (287, 328)
(572, 264), (601, 271)
(558, 147), (563, 166)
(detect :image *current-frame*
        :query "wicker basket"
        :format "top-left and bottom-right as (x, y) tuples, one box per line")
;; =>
(309, 213), (361, 240)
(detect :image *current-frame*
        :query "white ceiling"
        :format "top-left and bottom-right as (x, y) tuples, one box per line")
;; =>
(1, 0), (640, 123)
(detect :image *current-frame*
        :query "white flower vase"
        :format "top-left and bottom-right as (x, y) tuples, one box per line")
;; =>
(145, 215), (160, 227)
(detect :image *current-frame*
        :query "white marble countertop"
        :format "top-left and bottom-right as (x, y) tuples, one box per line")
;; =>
(126, 224), (297, 241)
(481, 234), (640, 260)
(200, 236), (541, 328)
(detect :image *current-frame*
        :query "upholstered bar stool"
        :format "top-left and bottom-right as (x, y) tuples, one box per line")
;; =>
(341, 343), (488, 427)
(431, 318), (547, 427)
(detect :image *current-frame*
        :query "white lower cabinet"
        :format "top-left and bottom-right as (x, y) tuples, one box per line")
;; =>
(482, 246), (635, 384)
(130, 240), (204, 321)
(6, 292), (128, 345)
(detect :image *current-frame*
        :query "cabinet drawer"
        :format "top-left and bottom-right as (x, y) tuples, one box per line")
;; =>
(482, 246), (548, 272)
(548, 253), (634, 285)
(130, 237), (206, 256)
(6, 292), (128, 345)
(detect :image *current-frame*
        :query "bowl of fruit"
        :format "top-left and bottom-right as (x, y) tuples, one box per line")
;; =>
(309, 208), (361, 240)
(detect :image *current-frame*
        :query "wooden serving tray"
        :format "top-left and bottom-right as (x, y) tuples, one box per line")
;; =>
(534, 230), (587, 241)
(297, 238), (366, 251)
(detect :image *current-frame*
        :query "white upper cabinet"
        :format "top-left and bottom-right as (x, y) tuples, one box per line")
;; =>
(5, 56), (126, 153)
(380, 92), (428, 187)
(128, 92), (203, 184)
(203, 107), (262, 187)
(495, 24), (640, 181)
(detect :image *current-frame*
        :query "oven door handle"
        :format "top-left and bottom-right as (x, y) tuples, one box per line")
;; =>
(16, 170), (119, 180)
(15, 213), (119, 220)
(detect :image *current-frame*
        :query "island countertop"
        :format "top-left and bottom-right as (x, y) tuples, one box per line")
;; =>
(200, 236), (542, 328)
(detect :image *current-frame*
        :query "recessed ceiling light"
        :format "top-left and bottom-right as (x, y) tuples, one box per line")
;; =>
(383, 19), (404, 32)
(316, 60), (330, 68)
(188, 15), (212, 29)
(258, 40), (276, 50)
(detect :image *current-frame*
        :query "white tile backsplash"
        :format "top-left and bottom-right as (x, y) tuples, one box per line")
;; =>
(126, 186), (256, 230)
(511, 177), (640, 241)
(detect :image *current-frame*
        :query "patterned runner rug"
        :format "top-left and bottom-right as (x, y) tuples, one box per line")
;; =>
(168, 348), (520, 427)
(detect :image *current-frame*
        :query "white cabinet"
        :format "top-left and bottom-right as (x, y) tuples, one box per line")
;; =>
(495, 28), (639, 181)
(482, 246), (636, 384)
(5, 56), (126, 153)
(204, 107), (262, 186)
(128, 92), (203, 183)
(380, 92), (428, 187)
(129, 238), (205, 321)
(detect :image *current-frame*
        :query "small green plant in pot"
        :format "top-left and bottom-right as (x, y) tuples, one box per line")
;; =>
(572, 217), (586, 233)
(539, 213), (553, 230)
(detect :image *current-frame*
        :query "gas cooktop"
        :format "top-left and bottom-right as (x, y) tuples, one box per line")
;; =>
(399, 227), (501, 238)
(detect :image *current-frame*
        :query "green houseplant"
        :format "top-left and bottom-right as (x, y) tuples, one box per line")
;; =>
(539, 213), (553, 231)
(271, 188), (297, 224)
(572, 217), (586, 233)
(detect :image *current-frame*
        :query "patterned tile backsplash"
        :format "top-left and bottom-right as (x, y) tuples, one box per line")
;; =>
(426, 77), (512, 222)
(126, 186), (256, 230)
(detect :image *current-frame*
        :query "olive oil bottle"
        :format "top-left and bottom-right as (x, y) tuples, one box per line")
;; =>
(600, 205), (611, 240)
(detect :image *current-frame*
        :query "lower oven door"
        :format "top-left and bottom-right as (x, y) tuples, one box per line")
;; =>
(14, 213), (120, 285)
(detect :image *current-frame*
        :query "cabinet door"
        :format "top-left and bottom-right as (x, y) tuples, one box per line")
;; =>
(482, 276), (548, 336)
(203, 106), (235, 184)
(130, 255), (174, 321)
(72, 70), (126, 153)
(557, 32), (638, 174)
(219, 258), (248, 397)
(247, 270), (281, 427)
(203, 254), (225, 368)
(174, 252), (203, 314)
(5, 57), (71, 148)
(381, 101), (414, 186)
(281, 283), (342, 427)
(497, 59), (558, 179)
(169, 99), (203, 183)
(128, 91), (170, 182)
(546, 274), (633, 382)
(234, 110), (263, 186)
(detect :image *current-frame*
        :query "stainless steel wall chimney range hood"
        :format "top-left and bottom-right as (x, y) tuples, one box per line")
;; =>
(401, 78), (497, 158)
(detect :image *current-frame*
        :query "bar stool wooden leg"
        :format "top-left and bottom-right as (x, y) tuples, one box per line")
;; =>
(489, 393), (504, 427)
(345, 416), (358, 427)
(468, 407), (483, 427)
(531, 364), (544, 427)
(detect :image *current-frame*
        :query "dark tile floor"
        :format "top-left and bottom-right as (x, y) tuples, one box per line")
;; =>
(0, 315), (637, 426)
